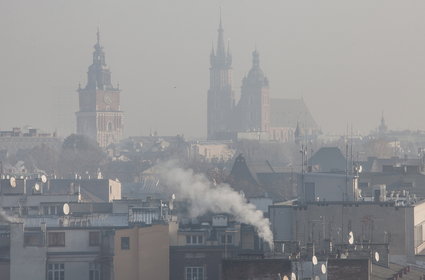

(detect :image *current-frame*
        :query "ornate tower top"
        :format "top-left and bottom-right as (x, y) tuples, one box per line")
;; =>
(84, 28), (115, 91)
(244, 49), (268, 86)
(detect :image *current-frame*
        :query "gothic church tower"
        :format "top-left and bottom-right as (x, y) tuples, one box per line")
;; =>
(76, 29), (123, 147)
(237, 50), (270, 133)
(207, 17), (235, 140)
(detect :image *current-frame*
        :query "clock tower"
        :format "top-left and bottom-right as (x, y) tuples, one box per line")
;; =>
(76, 29), (124, 147)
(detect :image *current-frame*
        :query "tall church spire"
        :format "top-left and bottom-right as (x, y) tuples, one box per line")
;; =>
(207, 14), (235, 140)
(216, 12), (225, 59)
(211, 12), (231, 68)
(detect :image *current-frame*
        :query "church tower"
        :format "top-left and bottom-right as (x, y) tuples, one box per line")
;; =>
(76, 29), (123, 147)
(237, 50), (270, 133)
(207, 17), (235, 140)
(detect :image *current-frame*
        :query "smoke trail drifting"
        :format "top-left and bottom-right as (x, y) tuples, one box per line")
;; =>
(159, 161), (274, 248)
(0, 209), (20, 223)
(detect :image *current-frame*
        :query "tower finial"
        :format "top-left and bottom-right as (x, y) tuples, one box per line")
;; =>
(96, 25), (101, 45)
(219, 6), (222, 29)
(216, 9), (225, 59)
(252, 48), (260, 68)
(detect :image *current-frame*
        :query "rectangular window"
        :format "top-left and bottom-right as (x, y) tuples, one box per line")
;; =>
(121, 236), (130, 250)
(48, 232), (65, 247)
(89, 232), (100, 246)
(186, 235), (203, 245)
(47, 263), (65, 280)
(221, 234), (233, 244)
(185, 266), (204, 280)
(89, 263), (101, 280)
(24, 232), (43, 247)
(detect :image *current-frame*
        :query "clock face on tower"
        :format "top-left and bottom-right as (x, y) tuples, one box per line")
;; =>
(103, 94), (112, 105)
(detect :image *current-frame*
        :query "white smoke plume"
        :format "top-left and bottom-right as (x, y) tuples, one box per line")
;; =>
(158, 161), (274, 248)
(0, 209), (20, 223)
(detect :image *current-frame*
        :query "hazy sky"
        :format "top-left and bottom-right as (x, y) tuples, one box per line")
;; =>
(1, 0), (425, 138)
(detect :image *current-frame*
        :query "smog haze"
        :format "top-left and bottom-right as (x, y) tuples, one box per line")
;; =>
(1, 0), (425, 137)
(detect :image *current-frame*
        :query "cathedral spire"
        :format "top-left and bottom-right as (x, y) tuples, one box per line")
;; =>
(210, 11), (231, 68)
(216, 14), (226, 60)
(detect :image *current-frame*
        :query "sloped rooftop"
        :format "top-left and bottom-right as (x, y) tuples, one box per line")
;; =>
(270, 98), (318, 129)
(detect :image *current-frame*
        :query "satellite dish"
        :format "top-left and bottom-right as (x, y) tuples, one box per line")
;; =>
(348, 231), (354, 245)
(283, 276), (289, 280)
(41, 175), (47, 183)
(9, 177), (16, 188)
(34, 183), (40, 192)
(171, 193), (176, 200)
(312, 255), (318, 265)
(374, 251), (380, 262)
(63, 203), (70, 215)
(321, 264), (327, 274)
(290, 272), (297, 280)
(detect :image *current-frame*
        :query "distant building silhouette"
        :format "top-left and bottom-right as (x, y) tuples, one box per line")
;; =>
(76, 29), (123, 147)
(236, 50), (270, 134)
(207, 17), (235, 140)
(378, 112), (388, 136)
(269, 98), (319, 142)
(207, 19), (319, 142)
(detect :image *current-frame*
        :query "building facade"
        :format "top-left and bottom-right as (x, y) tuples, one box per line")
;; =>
(76, 30), (123, 148)
(114, 224), (169, 280)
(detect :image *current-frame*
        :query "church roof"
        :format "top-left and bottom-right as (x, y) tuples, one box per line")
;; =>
(270, 98), (318, 129)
